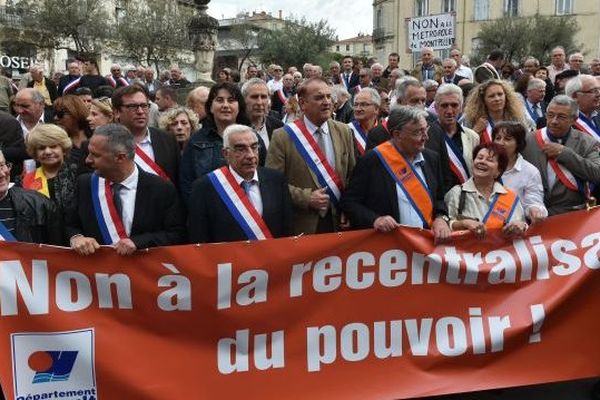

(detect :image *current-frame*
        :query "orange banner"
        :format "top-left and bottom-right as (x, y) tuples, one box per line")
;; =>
(2, 208), (600, 399)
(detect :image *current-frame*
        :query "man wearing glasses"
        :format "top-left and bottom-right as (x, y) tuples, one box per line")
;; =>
(187, 124), (292, 243)
(565, 74), (600, 134)
(522, 95), (600, 215)
(341, 106), (451, 243)
(266, 64), (284, 95)
(111, 85), (180, 182)
(0, 151), (62, 244)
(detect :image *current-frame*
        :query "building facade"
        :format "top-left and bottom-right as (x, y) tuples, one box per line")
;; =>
(331, 34), (374, 59)
(373, 0), (600, 70)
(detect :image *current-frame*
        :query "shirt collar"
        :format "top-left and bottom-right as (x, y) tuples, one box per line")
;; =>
(17, 114), (45, 125)
(138, 128), (152, 145)
(118, 165), (139, 190)
(304, 116), (329, 135)
(229, 166), (259, 185)
(462, 178), (507, 195)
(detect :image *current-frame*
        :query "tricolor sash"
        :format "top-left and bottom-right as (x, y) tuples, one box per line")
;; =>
(348, 120), (368, 155)
(480, 120), (493, 144)
(276, 89), (288, 105)
(23, 167), (50, 198)
(373, 141), (434, 228)
(482, 189), (520, 229)
(444, 135), (470, 184)
(534, 128), (581, 192)
(107, 76), (129, 88)
(134, 146), (170, 181)
(524, 101), (540, 124)
(574, 112), (600, 142)
(381, 117), (389, 133)
(340, 73), (349, 89)
(90, 173), (127, 245)
(62, 77), (81, 95)
(283, 120), (343, 205)
(354, 86), (362, 94)
(207, 167), (272, 241)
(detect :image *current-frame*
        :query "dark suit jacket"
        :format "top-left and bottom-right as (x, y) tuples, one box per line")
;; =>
(366, 112), (453, 193)
(58, 74), (80, 95)
(65, 168), (186, 248)
(187, 167), (293, 243)
(341, 147), (447, 229)
(149, 127), (180, 183)
(0, 111), (27, 179)
(341, 71), (359, 91)
(265, 114), (284, 140)
(335, 101), (354, 124)
(270, 89), (293, 118)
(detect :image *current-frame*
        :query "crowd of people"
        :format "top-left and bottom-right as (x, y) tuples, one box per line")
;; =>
(0, 45), (599, 398)
(0, 46), (597, 253)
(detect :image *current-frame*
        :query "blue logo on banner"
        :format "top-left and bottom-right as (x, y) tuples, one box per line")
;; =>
(28, 351), (78, 383)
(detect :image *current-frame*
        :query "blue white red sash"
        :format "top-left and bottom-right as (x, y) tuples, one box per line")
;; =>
(134, 146), (170, 181)
(207, 167), (272, 241)
(354, 86), (362, 94)
(524, 101), (540, 123)
(90, 173), (127, 245)
(444, 134), (470, 184)
(107, 75), (129, 88)
(62, 77), (81, 95)
(283, 120), (343, 205)
(276, 89), (288, 105)
(480, 120), (493, 144)
(574, 112), (600, 143)
(534, 128), (581, 192)
(348, 120), (368, 155)
(0, 218), (16, 241)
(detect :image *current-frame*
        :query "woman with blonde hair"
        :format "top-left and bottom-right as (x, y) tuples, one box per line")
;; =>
(463, 79), (533, 144)
(87, 97), (113, 131)
(159, 107), (199, 152)
(21, 124), (77, 214)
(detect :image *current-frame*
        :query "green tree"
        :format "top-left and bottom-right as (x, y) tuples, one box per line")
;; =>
(228, 23), (260, 71)
(18, 0), (110, 54)
(114, 0), (193, 73)
(473, 14), (581, 66)
(257, 17), (336, 70)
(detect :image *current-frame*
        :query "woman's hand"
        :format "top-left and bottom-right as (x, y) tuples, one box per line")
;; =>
(473, 117), (489, 133)
(502, 221), (529, 237)
(461, 219), (486, 239)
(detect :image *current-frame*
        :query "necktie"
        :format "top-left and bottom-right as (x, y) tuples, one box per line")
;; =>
(533, 104), (541, 119)
(241, 180), (252, 196)
(112, 183), (123, 220)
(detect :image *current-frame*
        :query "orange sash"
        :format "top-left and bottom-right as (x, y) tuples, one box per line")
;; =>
(483, 189), (519, 229)
(374, 141), (433, 227)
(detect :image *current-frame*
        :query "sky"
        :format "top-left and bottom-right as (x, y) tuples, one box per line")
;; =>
(207, 0), (373, 40)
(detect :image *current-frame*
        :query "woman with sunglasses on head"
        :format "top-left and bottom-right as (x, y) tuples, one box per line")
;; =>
(52, 95), (91, 169)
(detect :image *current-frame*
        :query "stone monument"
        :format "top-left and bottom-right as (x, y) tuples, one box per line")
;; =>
(188, 0), (218, 85)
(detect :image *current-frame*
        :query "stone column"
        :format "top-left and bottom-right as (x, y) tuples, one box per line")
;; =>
(188, 0), (218, 84)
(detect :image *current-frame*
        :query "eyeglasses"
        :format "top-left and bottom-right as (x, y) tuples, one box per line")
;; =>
(404, 127), (429, 137)
(227, 143), (261, 155)
(54, 109), (70, 119)
(122, 103), (150, 112)
(546, 112), (571, 122)
(0, 162), (13, 170)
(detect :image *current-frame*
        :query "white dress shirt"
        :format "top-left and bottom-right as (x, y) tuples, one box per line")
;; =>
(115, 167), (139, 236)
(137, 128), (156, 160)
(304, 116), (335, 168)
(501, 154), (548, 217)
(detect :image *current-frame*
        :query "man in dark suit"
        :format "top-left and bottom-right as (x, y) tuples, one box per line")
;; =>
(188, 124), (293, 243)
(242, 78), (284, 150)
(441, 58), (467, 85)
(340, 55), (359, 92)
(565, 74), (600, 133)
(270, 73), (295, 118)
(67, 124), (185, 256)
(0, 111), (27, 179)
(57, 60), (81, 95)
(112, 85), (180, 182)
(341, 106), (451, 242)
(524, 77), (548, 129)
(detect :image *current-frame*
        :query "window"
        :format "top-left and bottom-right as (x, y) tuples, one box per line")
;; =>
(415, 0), (429, 16)
(346, 44), (350, 51)
(336, 45), (340, 52)
(504, 0), (519, 16)
(115, 0), (127, 23)
(442, 0), (455, 13)
(556, 0), (573, 15)
(376, 8), (383, 28)
(474, 0), (489, 20)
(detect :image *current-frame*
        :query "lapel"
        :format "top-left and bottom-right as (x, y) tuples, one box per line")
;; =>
(149, 128), (163, 166)
(131, 168), (147, 234)
(257, 168), (273, 220)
